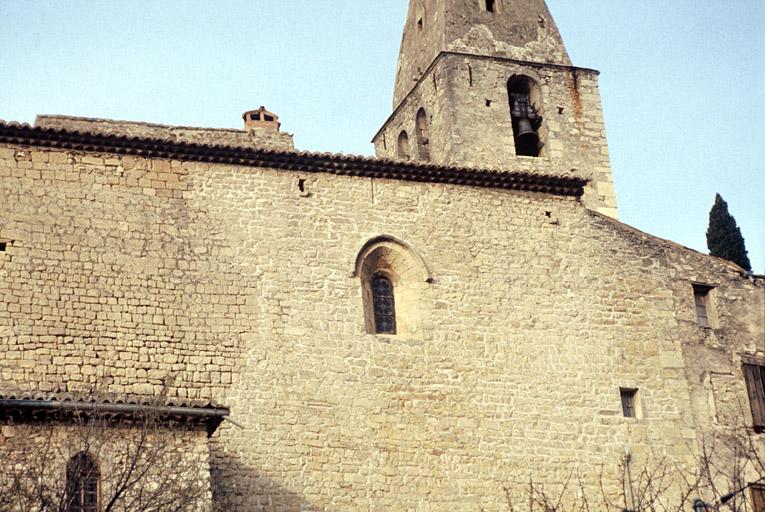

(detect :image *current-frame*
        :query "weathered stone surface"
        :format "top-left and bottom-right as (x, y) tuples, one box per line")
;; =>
(393, 0), (572, 108)
(0, 143), (762, 510)
(376, 0), (618, 218)
(0, 1), (763, 510)
(35, 114), (295, 152)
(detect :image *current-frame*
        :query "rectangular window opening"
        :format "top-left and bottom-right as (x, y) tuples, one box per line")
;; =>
(692, 284), (713, 328)
(743, 362), (765, 433)
(0, 242), (6, 252)
(620, 388), (638, 418)
(751, 483), (765, 512)
(264, 115), (274, 122)
(485, 0), (496, 13)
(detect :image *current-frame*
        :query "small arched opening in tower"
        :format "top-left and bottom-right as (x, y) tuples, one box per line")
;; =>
(397, 130), (411, 161)
(484, 0), (501, 13)
(508, 75), (544, 157)
(416, 1), (425, 31)
(415, 108), (431, 162)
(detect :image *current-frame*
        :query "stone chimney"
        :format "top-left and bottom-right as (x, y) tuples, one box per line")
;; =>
(243, 106), (281, 132)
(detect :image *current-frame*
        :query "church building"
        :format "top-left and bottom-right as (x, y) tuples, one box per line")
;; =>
(0, 1), (763, 511)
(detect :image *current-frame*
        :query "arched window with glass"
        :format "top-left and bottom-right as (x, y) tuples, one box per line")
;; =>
(66, 452), (100, 512)
(354, 236), (433, 338)
(372, 273), (397, 334)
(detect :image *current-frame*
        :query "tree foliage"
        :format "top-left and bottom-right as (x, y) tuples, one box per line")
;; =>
(707, 194), (752, 271)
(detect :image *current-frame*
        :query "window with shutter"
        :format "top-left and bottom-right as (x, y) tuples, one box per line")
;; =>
(751, 484), (765, 512)
(742, 363), (765, 432)
(692, 284), (712, 327)
(620, 388), (639, 418)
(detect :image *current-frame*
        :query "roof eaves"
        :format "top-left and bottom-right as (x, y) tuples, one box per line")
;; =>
(0, 121), (587, 198)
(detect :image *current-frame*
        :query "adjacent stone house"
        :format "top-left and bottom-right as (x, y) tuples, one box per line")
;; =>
(1, 1), (763, 510)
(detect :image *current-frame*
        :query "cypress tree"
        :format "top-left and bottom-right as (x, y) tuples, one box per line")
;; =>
(706, 193), (752, 271)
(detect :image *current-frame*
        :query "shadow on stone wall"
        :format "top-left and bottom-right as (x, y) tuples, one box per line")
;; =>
(211, 449), (314, 512)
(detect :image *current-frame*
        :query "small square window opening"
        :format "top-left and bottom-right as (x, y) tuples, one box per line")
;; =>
(620, 388), (638, 418)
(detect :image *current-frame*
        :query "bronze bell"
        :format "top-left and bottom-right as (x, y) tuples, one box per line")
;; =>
(515, 117), (539, 151)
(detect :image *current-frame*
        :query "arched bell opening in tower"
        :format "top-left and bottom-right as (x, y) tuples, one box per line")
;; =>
(508, 75), (544, 157)
(415, 108), (431, 162)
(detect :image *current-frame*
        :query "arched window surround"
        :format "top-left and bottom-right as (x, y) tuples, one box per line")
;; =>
(483, 0), (501, 13)
(353, 235), (432, 337)
(415, 108), (431, 162)
(66, 452), (101, 512)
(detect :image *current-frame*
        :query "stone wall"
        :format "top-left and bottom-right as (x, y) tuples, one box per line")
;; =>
(0, 421), (212, 511)
(393, 0), (571, 107)
(35, 115), (295, 152)
(1, 142), (762, 510)
(375, 54), (619, 219)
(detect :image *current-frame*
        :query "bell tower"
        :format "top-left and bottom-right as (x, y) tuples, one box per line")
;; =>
(373, 0), (618, 218)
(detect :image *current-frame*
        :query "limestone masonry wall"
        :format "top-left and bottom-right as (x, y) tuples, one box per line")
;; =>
(0, 422), (212, 511)
(35, 115), (295, 152)
(393, 0), (571, 107)
(1, 143), (762, 510)
(375, 55), (618, 219)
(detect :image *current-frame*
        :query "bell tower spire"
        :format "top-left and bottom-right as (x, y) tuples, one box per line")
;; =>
(374, 0), (619, 219)
(393, 0), (571, 108)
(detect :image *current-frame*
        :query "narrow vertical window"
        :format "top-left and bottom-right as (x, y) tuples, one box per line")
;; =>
(397, 130), (411, 160)
(692, 284), (712, 327)
(66, 452), (100, 512)
(415, 108), (431, 162)
(743, 363), (765, 432)
(485, 0), (497, 13)
(620, 388), (638, 418)
(372, 274), (396, 334)
(751, 484), (765, 512)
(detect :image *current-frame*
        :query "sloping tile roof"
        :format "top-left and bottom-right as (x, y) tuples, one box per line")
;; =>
(0, 389), (224, 410)
(0, 390), (230, 435)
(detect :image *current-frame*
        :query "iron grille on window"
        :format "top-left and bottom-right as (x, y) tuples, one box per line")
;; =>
(372, 275), (396, 334)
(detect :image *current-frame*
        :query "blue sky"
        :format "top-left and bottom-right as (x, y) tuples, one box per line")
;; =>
(1, 0), (762, 271)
